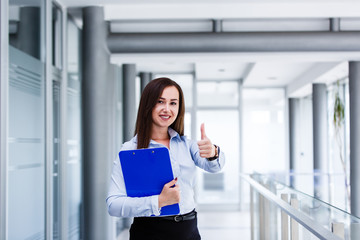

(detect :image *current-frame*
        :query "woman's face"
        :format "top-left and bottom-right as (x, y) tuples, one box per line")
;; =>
(151, 86), (180, 131)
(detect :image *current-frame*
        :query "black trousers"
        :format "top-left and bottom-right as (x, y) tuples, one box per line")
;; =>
(129, 212), (201, 240)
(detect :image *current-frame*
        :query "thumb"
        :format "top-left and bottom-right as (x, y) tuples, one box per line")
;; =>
(200, 123), (207, 140)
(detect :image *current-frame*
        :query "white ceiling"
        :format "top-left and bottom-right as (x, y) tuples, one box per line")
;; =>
(60, 0), (360, 97)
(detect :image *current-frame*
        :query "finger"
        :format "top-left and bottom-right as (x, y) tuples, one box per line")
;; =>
(200, 123), (207, 140)
(198, 142), (212, 148)
(199, 149), (211, 154)
(198, 145), (213, 152)
(165, 178), (177, 188)
(197, 139), (211, 146)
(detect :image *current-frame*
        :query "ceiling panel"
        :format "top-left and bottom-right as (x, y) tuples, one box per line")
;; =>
(195, 62), (250, 81)
(244, 62), (319, 87)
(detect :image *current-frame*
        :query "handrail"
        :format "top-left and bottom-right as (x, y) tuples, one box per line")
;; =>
(241, 174), (343, 240)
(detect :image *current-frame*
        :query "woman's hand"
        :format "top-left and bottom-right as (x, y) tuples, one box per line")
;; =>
(158, 178), (180, 208)
(197, 123), (216, 158)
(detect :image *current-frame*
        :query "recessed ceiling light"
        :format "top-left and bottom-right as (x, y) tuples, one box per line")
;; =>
(268, 77), (277, 81)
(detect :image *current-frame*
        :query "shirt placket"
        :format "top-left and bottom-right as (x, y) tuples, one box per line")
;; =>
(169, 138), (181, 178)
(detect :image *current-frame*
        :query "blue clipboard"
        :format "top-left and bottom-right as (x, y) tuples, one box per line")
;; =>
(119, 147), (180, 216)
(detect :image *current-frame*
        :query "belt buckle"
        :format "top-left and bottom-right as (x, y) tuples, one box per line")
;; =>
(174, 215), (183, 222)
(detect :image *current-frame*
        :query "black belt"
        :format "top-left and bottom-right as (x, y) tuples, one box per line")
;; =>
(159, 209), (197, 222)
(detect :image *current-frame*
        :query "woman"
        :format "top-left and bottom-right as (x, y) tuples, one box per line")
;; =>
(107, 77), (225, 240)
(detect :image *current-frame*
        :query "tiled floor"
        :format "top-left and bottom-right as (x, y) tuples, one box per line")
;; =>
(118, 210), (251, 240)
(198, 211), (251, 240)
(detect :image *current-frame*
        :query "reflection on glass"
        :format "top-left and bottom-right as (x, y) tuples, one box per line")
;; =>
(53, 79), (61, 239)
(9, 1), (43, 61)
(52, 3), (63, 68)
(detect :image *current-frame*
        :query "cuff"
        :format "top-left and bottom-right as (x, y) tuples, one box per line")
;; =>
(151, 195), (161, 216)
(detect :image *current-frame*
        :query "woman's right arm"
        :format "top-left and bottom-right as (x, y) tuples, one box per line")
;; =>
(106, 156), (161, 218)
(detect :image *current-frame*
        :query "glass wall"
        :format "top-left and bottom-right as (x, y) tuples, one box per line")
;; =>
(196, 110), (240, 205)
(327, 80), (350, 212)
(196, 80), (240, 207)
(66, 17), (82, 240)
(241, 88), (286, 207)
(242, 88), (286, 174)
(5, 1), (84, 239)
(8, 0), (46, 239)
(53, 77), (61, 239)
(295, 96), (313, 173)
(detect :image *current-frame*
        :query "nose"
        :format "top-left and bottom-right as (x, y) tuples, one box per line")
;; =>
(163, 103), (170, 112)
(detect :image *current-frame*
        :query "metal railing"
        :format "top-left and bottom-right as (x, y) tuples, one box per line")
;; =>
(241, 174), (360, 240)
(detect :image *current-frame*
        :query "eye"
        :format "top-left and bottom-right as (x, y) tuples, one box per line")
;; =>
(170, 102), (177, 106)
(158, 100), (164, 104)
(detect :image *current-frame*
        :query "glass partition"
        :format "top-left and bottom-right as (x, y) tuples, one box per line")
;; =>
(53, 77), (61, 239)
(196, 110), (240, 205)
(8, 46), (45, 240)
(8, 0), (45, 239)
(249, 173), (360, 240)
(327, 80), (350, 212)
(242, 88), (286, 174)
(66, 17), (82, 240)
(9, 0), (43, 61)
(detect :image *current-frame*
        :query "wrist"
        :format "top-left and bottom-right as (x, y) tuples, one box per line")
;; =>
(158, 195), (164, 208)
(207, 144), (219, 161)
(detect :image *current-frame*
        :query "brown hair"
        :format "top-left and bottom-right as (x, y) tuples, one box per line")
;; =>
(134, 77), (185, 149)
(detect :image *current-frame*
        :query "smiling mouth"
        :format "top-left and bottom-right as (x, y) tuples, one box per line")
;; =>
(160, 115), (170, 120)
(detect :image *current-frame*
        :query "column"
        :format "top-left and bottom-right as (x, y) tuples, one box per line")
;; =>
(312, 83), (328, 200)
(349, 62), (360, 217)
(139, 72), (151, 93)
(82, 6), (114, 240)
(212, 19), (223, 32)
(123, 64), (137, 141)
(289, 98), (297, 187)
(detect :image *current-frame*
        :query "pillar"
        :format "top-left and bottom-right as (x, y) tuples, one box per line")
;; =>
(289, 98), (297, 187)
(349, 62), (360, 217)
(212, 19), (222, 33)
(123, 64), (137, 141)
(312, 83), (328, 200)
(139, 72), (151, 93)
(330, 18), (340, 32)
(82, 6), (114, 240)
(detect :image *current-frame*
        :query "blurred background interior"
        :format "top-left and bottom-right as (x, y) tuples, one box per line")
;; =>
(1, 0), (360, 239)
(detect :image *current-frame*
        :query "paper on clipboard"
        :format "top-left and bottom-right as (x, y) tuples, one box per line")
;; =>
(119, 147), (180, 216)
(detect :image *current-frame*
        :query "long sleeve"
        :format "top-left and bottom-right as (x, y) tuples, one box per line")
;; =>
(188, 139), (225, 173)
(106, 143), (161, 218)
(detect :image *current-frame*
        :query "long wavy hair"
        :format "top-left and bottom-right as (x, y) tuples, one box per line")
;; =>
(134, 77), (185, 149)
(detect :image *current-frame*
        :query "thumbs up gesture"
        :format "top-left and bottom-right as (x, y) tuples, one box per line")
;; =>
(197, 123), (216, 159)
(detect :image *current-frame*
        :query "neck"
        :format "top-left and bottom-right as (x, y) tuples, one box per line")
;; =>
(151, 126), (169, 140)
